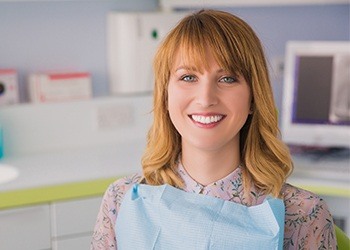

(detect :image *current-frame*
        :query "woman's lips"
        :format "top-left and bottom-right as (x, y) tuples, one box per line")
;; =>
(189, 114), (226, 128)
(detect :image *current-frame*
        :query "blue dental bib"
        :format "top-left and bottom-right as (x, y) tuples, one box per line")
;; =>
(116, 184), (284, 250)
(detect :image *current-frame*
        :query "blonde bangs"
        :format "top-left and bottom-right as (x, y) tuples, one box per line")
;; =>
(161, 13), (248, 78)
(176, 17), (208, 73)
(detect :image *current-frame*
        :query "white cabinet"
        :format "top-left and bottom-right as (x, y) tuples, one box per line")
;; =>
(53, 235), (93, 250)
(0, 195), (102, 250)
(51, 196), (102, 250)
(0, 204), (51, 250)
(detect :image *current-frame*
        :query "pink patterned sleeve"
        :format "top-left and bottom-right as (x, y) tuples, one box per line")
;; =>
(283, 184), (337, 249)
(91, 174), (141, 250)
(298, 198), (337, 249)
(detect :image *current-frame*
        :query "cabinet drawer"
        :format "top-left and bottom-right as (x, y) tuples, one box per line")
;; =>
(53, 235), (92, 250)
(51, 196), (102, 238)
(0, 205), (51, 250)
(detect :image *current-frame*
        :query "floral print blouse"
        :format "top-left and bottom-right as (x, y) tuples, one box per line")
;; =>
(91, 164), (337, 249)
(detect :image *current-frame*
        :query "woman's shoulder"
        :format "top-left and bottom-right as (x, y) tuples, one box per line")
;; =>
(103, 173), (143, 210)
(281, 182), (332, 224)
(282, 182), (323, 198)
(107, 173), (143, 196)
(281, 182), (326, 210)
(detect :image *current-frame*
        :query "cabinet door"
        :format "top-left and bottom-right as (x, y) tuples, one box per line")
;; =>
(53, 235), (92, 250)
(0, 204), (51, 250)
(51, 196), (102, 238)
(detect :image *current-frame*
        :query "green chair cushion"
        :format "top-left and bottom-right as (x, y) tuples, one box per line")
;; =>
(335, 225), (350, 250)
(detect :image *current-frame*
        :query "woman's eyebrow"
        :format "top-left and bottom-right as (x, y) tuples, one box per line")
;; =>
(174, 66), (197, 72)
(175, 67), (228, 73)
(216, 69), (226, 73)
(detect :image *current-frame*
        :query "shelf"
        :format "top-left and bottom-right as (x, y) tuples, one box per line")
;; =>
(0, 0), (114, 2)
(288, 176), (350, 198)
(160, 0), (349, 10)
(0, 177), (115, 210)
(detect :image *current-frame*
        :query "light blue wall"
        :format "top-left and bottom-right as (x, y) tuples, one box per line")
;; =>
(0, 0), (158, 101)
(0, 2), (349, 110)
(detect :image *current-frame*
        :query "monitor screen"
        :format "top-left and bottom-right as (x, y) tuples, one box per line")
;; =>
(281, 41), (350, 147)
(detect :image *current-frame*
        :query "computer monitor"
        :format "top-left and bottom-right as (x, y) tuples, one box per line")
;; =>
(281, 41), (350, 148)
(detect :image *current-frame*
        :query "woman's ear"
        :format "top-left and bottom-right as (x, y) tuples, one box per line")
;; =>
(165, 89), (169, 111)
(249, 104), (254, 114)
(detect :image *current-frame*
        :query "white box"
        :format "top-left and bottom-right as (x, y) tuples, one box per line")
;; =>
(107, 11), (187, 94)
(28, 72), (92, 103)
(0, 69), (19, 106)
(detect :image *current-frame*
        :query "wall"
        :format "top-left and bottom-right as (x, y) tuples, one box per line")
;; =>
(0, 0), (158, 101)
(0, 2), (349, 112)
(224, 4), (349, 113)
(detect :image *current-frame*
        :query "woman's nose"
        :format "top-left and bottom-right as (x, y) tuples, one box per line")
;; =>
(195, 82), (218, 108)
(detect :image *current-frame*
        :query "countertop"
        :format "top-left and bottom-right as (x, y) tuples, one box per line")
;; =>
(0, 139), (349, 210)
(0, 139), (146, 209)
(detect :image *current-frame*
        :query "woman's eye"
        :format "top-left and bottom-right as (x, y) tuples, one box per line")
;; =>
(220, 76), (237, 84)
(181, 75), (196, 82)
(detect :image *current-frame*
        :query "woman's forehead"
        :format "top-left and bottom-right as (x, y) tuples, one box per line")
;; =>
(170, 46), (239, 75)
(170, 46), (217, 72)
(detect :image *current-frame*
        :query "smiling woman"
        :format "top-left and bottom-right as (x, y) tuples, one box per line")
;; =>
(91, 9), (337, 250)
(167, 49), (252, 182)
(144, 9), (287, 197)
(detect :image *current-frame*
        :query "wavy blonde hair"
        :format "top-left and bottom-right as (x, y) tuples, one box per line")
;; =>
(141, 9), (293, 197)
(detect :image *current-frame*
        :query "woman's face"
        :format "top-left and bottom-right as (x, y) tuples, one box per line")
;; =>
(167, 48), (252, 153)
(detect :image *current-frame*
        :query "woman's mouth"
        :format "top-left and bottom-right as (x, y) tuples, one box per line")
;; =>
(189, 114), (226, 127)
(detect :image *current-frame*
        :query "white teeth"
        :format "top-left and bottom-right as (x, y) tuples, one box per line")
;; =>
(191, 115), (223, 124)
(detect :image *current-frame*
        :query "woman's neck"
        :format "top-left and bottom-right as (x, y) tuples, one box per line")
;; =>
(181, 143), (240, 186)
